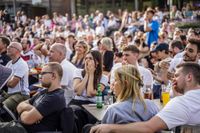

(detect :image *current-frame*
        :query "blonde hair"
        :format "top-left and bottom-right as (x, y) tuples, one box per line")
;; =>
(100, 37), (113, 50)
(71, 40), (89, 64)
(114, 65), (146, 111)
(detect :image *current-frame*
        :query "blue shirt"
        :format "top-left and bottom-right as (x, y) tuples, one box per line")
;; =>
(102, 98), (159, 124)
(146, 20), (159, 47)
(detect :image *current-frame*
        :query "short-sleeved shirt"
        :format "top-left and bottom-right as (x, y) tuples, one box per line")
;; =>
(22, 89), (66, 133)
(21, 50), (41, 69)
(169, 58), (200, 73)
(110, 63), (153, 88)
(73, 69), (108, 103)
(60, 59), (77, 90)
(6, 57), (29, 95)
(0, 51), (11, 66)
(157, 89), (200, 129)
(146, 20), (159, 47)
(102, 98), (159, 124)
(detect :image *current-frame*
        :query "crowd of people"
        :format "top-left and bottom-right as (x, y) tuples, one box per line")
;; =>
(0, 3), (200, 133)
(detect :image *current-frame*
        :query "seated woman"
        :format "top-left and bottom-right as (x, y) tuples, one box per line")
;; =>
(100, 37), (114, 75)
(71, 40), (89, 69)
(71, 50), (108, 106)
(102, 65), (159, 124)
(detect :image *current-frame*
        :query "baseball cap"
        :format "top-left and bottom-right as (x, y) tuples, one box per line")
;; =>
(152, 43), (169, 52)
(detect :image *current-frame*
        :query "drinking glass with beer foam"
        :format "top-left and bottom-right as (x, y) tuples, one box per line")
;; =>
(162, 84), (170, 106)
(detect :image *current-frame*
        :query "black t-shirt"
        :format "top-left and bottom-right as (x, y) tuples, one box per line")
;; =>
(22, 88), (66, 133)
(103, 50), (114, 72)
(0, 51), (11, 66)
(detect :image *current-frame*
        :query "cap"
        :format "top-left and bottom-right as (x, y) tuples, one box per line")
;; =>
(0, 65), (13, 90)
(152, 43), (169, 52)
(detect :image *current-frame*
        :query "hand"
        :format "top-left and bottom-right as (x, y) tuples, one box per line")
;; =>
(87, 60), (96, 74)
(159, 60), (170, 70)
(84, 60), (89, 73)
(90, 124), (112, 133)
(167, 71), (174, 80)
(122, 60), (128, 65)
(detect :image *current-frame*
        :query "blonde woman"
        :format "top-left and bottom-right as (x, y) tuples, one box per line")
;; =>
(102, 65), (158, 124)
(71, 40), (89, 68)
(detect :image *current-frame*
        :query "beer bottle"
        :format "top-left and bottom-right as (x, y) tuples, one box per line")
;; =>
(96, 84), (103, 108)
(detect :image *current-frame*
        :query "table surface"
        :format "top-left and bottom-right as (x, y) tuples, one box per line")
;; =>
(83, 99), (164, 121)
(82, 104), (108, 121)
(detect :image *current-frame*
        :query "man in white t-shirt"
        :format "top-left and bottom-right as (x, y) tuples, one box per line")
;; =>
(110, 45), (153, 91)
(169, 37), (200, 73)
(3, 42), (30, 112)
(90, 62), (200, 133)
(49, 43), (77, 104)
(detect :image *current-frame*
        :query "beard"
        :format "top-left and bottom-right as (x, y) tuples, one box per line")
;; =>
(41, 82), (51, 88)
(183, 53), (197, 62)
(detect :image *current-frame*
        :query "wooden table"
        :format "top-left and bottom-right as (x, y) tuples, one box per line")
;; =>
(82, 99), (163, 121)
(82, 104), (108, 121)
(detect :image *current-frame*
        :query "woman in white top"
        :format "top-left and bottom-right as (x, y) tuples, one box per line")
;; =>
(71, 50), (108, 105)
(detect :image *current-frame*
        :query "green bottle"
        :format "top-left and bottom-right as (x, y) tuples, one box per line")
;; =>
(96, 84), (103, 108)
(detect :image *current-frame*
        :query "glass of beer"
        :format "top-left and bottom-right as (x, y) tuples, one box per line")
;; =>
(143, 85), (153, 100)
(162, 86), (170, 106)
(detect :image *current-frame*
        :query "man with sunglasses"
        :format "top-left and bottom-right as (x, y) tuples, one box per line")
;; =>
(17, 62), (67, 133)
(2, 42), (29, 112)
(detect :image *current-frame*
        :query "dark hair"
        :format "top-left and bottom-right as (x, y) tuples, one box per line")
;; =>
(82, 50), (103, 90)
(115, 52), (123, 58)
(177, 62), (200, 85)
(123, 45), (140, 54)
(47, 62), (63, 81)
(170, 40), (183, 50)
(188, 37), (200, 52)
(0, 36), (10, 46)
(13, 37), (21, 43)
(146, 9), (155, 15)
(180, 35), (187, 41)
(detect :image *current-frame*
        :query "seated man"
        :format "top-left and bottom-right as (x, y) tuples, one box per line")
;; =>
(90, 62), (200, 133)
(17, 62), (67, 132)
(3, 42), (30, 112)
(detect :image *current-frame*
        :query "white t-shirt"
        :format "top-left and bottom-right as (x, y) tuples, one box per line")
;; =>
(110, 63), (153, 88)
(174, 51), (184, 59)
(95, 26), (105, 36)
(21, 50), (41, 69)
(60, 59), (77, 90)
(6, 58), (29, 95)
(157, 89), (200, 129)
(73, 69), (108, 103)
(169, 58), (200, 73)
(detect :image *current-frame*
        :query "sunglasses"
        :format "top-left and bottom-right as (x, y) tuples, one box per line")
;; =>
(40, 71), (54, 76)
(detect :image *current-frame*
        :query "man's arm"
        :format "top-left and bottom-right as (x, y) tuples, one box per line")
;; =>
(17, 100), (34, 115)
(20, 107), (43, 125)
(7, 76), (20, 88)
(90, 116), (168, 133)
(144, 20), (152, 32)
